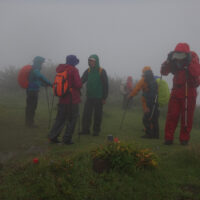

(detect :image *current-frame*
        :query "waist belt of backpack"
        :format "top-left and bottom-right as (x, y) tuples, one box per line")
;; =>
(173, 84), (183, 89)
(173, 84), (196, 89)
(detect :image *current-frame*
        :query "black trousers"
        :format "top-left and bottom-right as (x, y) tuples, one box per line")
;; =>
(25, 90), (38, 126)
(82, 98), (103, 134)
(48, 104), (79, 142)
(143, 105), (159, 138)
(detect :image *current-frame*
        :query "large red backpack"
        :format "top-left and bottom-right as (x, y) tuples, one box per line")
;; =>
(53, 70), (71, 97)
(17, 65), (32, 89)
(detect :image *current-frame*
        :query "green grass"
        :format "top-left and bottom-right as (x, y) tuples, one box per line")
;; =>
(1, 92), (200, 200)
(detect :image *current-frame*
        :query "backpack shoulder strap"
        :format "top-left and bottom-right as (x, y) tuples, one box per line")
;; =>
(99, 67), (103, 75)
(88, 67), (103, 75)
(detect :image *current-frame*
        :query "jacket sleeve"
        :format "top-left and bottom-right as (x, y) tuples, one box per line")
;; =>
(73, 68), (82, 89)
(129, 77), (144, 97)
(188, 52), (200, 77)
(81, 69), (88, 84)
(34, 69), (52, 86)
(101, 69), (109, 100)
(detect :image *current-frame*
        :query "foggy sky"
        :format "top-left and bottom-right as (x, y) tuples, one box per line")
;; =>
(0, 0), (200, 80)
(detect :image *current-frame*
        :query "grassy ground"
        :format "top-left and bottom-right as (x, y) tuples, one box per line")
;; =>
(1, 91), (200, 199)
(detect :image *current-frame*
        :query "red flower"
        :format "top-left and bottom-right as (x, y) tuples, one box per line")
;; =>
(33, 158), (39, 164)
(114, 137), (119, 143)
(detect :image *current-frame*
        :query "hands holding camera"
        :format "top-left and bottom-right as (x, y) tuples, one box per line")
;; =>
(167, 51), (192, 70)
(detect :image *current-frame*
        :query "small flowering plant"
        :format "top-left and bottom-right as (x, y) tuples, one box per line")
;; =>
(48, 158), (74, 174)
(135, 148), (158, 169)
(91, 141), (158, 173)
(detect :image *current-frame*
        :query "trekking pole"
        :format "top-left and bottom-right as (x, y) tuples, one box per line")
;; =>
(45, 87), (50, 119)
(149, 95), (158, 120)
(48, 94), (55, 129)
(149, 75), (162, 120)
(78, 111), (81, 142)
(77, 99), (82, 142)
(184, 68), (188, 130)
(119, 99), (130, 130)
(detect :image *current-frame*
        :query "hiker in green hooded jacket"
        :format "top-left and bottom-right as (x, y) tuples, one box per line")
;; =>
(80, 55), (108, 136)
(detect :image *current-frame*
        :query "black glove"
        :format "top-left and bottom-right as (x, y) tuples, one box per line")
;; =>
(185, 53), (192, 66)
(167, 51), (174, 62)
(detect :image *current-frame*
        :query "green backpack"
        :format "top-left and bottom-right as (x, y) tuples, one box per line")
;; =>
(156, 78), (170, 106)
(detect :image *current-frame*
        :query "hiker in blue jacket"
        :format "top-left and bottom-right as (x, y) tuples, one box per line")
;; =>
(26, 56), (52, 128)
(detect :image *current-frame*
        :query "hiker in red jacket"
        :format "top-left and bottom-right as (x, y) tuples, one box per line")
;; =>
(48, 55), (82, 144)
(161, 43), (200, 145)
(120, 76), (134, 109)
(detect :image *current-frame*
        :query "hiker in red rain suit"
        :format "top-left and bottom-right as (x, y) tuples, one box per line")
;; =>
(126, 76), (134, 91)
(161, 43), (200, 145)
(120, 76), (134, 109)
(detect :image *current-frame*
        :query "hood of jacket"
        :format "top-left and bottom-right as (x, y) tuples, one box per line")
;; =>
(32, 56), (45, 70)
(174, 43), (190, 53)
(66, 55), (79, 66)
(88, 54), (100, 70)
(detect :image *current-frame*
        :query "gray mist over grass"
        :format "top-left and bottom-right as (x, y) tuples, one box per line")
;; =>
(0, 0), (200, 77)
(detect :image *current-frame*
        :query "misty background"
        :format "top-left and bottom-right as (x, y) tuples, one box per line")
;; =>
(0, 0), (200, 102)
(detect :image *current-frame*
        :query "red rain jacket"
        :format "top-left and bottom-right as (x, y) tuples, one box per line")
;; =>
(56, 64), (82, 104)
(126, 76), (134, 92)
(161, 44), (200, 98)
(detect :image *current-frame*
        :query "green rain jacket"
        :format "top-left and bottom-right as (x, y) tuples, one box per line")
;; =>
(81, 54), (108, 99)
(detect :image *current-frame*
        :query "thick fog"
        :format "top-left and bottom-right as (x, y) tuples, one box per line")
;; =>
(0, 0), (200, 80)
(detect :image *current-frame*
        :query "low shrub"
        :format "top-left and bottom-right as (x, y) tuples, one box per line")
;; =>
(91, 140), (158, 173)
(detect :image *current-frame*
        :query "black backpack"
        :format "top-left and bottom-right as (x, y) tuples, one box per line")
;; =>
(143, 70), (158, 107)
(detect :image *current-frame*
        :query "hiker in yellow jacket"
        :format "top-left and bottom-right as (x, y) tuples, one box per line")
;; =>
(128, 66), (159, 139)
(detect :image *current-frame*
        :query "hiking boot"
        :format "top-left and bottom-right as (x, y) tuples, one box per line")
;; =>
(152, 135), (159, 139)
(79, 131), (90, 135)
(164, 140), (173, 145)
(30, 125), (39, 129)
(49, 138), (61, 144)
(141, 134), (152, 139)
(93, 132), (99, 136)
(63, 141), (74, 145)
(26, 124), (39, 128)
(180, 140), (188, 146)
